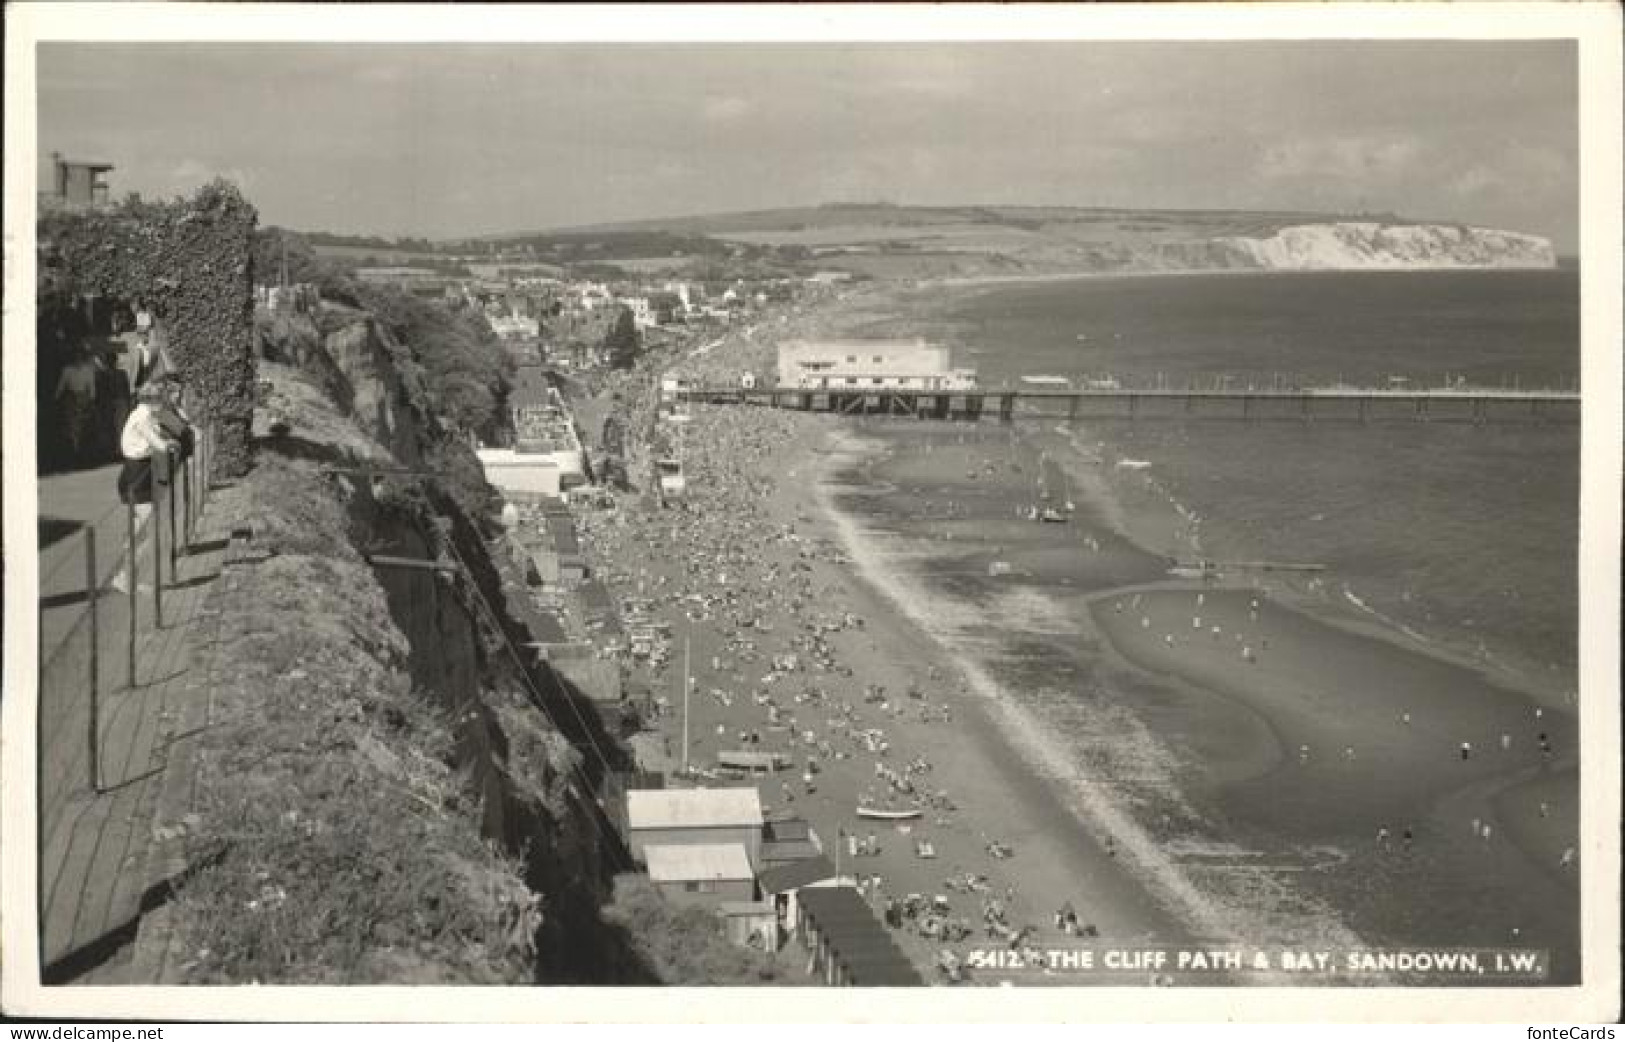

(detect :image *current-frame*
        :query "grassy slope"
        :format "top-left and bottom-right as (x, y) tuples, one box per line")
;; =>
(162, 361), (545, 984)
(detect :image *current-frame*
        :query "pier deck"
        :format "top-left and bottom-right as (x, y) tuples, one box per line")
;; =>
(674, 386), (1580, 424)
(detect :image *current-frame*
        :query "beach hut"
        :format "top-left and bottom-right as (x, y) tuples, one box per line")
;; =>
(759, 853), (841, 941)
(643, 843), (756, 907)
(626, 787), (765, 865)
(760, 814), (824, 866)
(720, 901), (778, 948)
(795, 885), (923, 986)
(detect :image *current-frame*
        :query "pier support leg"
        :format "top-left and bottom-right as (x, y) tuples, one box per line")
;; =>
(1068, 396), (1080, 422)
(999, 394), (1015, 425)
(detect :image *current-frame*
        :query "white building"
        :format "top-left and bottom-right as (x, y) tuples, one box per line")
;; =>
(777, 338), (977, 391)
(659, 375), (698, 403)
(475, 449), (564, 499)
(623, 296), (656, 330)
(626, 787), (765, 866)
(487, 311), (541, 340)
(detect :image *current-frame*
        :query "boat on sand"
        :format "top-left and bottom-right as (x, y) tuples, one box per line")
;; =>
(856, 805), (924, 821)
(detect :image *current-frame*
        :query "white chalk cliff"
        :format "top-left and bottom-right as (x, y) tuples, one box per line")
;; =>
(1207, 222), (1557, 270)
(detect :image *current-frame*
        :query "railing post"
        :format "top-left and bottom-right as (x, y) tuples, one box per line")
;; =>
(167, 449), (178, 577)
(151, 453), (166, 628)
(181, 443), (192, 546)
(126, 501), (138, 688)
(85, 527), (103, 793)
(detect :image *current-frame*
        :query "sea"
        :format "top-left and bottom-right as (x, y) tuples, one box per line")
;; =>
(820, 268), (1583, 980)
(910, 269), (1579, 687)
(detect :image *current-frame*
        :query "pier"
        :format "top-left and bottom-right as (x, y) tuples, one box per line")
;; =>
(673, 386), (1580, 425)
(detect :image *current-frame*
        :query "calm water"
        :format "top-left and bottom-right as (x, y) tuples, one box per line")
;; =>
(826, 269), (1583, 971)
(936, 270), (1581, 685)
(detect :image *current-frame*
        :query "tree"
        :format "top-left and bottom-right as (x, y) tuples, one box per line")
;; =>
(604, 306), (641, 371)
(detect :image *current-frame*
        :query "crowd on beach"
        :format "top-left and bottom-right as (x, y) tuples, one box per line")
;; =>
(557, 285), (1583, 982)
(560, 309), (1136, 982)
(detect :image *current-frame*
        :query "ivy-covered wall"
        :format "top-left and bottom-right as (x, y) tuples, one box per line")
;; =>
(38, 180), (259, 475)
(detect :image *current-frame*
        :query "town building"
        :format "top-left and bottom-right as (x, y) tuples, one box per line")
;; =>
(487, 310), (541, 341)
(625, 787), (765, 866)
(777, 338), (977, 391)
(41, 153), (114, 210)
(477, 366), (586, 500)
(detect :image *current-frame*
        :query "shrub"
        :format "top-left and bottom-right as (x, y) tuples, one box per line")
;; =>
(38, 180), (258, 474)
(601, 874), (781, 986)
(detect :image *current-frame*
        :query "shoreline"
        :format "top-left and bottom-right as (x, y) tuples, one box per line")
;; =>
(926, 263), (1564, 291)
(812, 414), (1578, 980)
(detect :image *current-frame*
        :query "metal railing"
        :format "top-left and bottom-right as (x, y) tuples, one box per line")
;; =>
(38, 420), (217, 794)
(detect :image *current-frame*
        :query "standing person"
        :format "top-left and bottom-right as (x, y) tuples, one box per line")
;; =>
(110, 384), (182, 594)
(154, 375), (196, 460)
(53, 344), (102, 466)
(124, 310), (175, 395)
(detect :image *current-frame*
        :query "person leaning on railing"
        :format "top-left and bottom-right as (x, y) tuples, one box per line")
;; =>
(109, 378), (186, 595)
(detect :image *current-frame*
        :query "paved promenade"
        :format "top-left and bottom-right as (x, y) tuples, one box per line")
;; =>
(36, 461), (232, 983)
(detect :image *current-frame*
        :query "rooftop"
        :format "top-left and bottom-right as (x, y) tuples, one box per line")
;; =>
(644, 842), (754, 883)
(758, 853), (837, 894)
(796, 886), (923, 986)
(628, 787), (764, 831)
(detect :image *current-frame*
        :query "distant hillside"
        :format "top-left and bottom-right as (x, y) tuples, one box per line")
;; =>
(458, 203), (1556, 279)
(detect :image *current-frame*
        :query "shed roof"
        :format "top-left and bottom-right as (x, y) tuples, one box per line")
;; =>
(758, 853), (837, 895)
(763, 815), (814, 843)
(628, 787), (764, 831)
(644, 843), (754, 883)
(797, 885), (923, 987)
(760, 839), (822, 865)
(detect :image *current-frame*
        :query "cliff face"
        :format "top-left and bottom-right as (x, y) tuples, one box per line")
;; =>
(1200, 222), (1557, 271)
(215, 308), (650, 984)
(306, 306), (648, 982)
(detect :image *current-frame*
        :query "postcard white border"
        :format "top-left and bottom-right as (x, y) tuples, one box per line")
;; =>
(4, 1), (1619, 1025)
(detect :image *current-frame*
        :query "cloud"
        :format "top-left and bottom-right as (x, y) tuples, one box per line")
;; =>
(163, 157), (255, 198)
(702, 96), (751, 122)
(1258, 135), (1423, 182)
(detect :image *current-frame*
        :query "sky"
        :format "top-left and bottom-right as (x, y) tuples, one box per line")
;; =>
(36, 39), (1580, 249)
